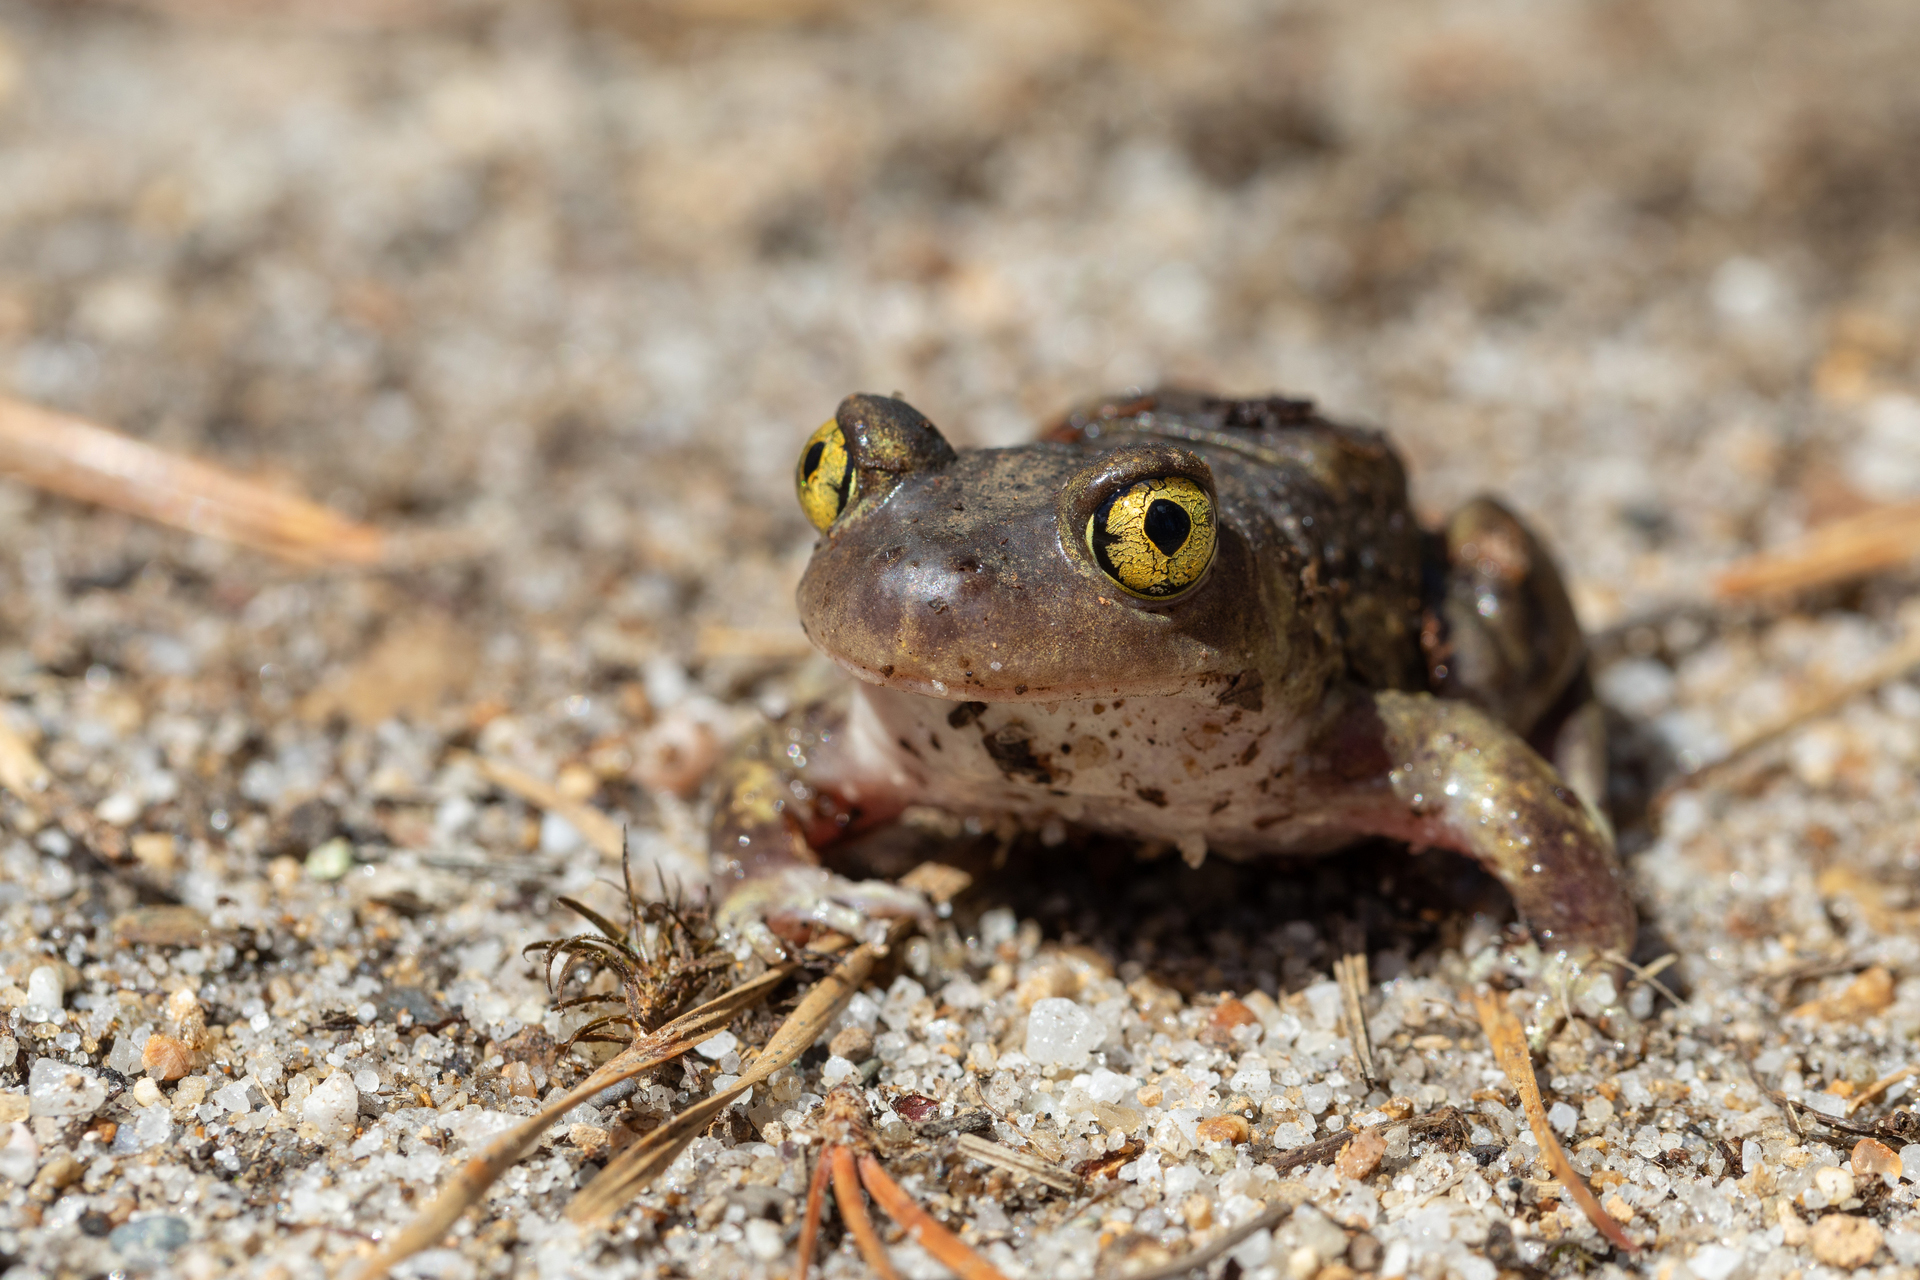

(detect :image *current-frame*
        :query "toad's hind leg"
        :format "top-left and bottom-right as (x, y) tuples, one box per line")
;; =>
(1426, 497), (1605, 808)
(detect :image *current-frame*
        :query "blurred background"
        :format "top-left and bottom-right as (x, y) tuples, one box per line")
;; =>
(3, 3), (1920, 1273)
(2, 0), (1917, 659)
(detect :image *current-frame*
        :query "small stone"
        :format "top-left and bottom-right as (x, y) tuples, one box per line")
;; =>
(820, 1056), (856, 1084)
(95, 790), (142, 826)
(829, 1026), (874, 1062)
(23, 965), (63, 1020)
(0, 1124), (37, 1184)
(568, 1124), (608, 1155)
(1688, 1243), (1741, 1280)
(1902, 1143), (1920, 1184)
(965, 1042), (996, 1073)
(743, 1217), (784, 1262)
(28, 1059), (106, 1119)
(1025, 997), (1104, 1068)
(1792, 966), (1895, 1022)
(1812, 1165), (1856, 1204)
(1777, 1200), (1808, 1245)
(892, 1094), (938, 1123)
(1197, 1115), (1250, 1146)
(27, 1151), (81, 1202)
(1182, 1193), (1212, 1230)
(131, 1079), (163, 1108)
(109, 1215), (191, 1267)
(129, 831), (177, 872)
(1336, 1128), (1386, 1180)
(302, 1072), (359, 1140)
(1809, 1213), (1882, 1268)
(142, 1034), (193, 1082)
(1548, 1101), (1579, 1135)
(118, 1104), (173, 1153)
(172, 1076), (209, 1110)
(1206, 997), (1259, 1042)
(501, 1061), (538, 1098)
(695, 1030), (739, 1061)
(1853, 1137), (1902, 1185)
(0, 1093), (24, 1124)
(213, 1081), (252, 1115)
(305, 837), (354, 881)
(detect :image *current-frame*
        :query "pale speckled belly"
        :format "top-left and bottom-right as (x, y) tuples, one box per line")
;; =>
(844, 683), (1343, 856)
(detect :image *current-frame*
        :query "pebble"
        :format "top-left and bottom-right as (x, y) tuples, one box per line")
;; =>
(1809, 1213), (1882, 1268)
(828, 1026), (873, 1062)
(0, 1124), (38, 1184)
(742, 1218), (783, 1262)
(1812, 1165), (1856, 1204)
(27, 1059), (105, 1119)
(302, 1072), (359, 1140)
(1687, 1244), (1740, 1280)
(23, 966), (62, 1021)
(1025, 997), (1103, 1068)
(695, 1031), (739, 1061)
(1852, 1137), (1901, 1186)
(108, 1216), (190, 1267)
(141, 1034), (193, 1082)
(305, 837), (355, 881)
(1335, 1129), (1386, 1180)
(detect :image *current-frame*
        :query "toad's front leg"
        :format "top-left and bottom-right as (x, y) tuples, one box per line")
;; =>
(709, 695), (929, 955)
(1317, 689), (1637, 960)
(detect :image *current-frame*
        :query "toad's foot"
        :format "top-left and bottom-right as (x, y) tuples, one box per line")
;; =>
(716, 865), (931, 961)
(1321, 688), (1637, 960)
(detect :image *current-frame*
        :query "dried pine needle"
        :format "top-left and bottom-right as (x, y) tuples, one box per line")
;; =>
(855, 1152), (1006, 1280)
(569, 862), (972, 1226)
(1470, 986), (1637, 1253)
(0, 394), (387, 565)
(347, 962), (795, 1280)
(566, 927), (895, 1223)
(1716, 497), (1920, 599)
(467, 753), (627, 860)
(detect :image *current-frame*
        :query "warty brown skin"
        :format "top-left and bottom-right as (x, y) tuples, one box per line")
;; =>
(712, 390), (1636, 961)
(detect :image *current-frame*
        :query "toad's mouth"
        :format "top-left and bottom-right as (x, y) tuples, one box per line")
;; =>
(807, 630), (1263, 711)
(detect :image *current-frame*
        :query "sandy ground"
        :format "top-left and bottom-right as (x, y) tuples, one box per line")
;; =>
(5, 0), (1920, 1276)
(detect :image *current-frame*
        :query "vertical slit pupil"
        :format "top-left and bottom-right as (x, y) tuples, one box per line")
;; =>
(802, 440), (826, 481)
(1143, 498), (1191, 555)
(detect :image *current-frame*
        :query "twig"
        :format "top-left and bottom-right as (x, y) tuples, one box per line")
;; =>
(1653, 629), (1920, 812)
(952, 1133), (1082, 1194)
(1716, 498), (1920, 599)
(1601, 950), (1684, 1012)
(466, 753), (626, 860)
(1849, 1067), (1915, 1117)
(1335, 951), (1376, 1087)
(1471, 987), (1637, 1253)
(1735, 1060), (1887, 1141)
(1110, 1198), (1296, 1280)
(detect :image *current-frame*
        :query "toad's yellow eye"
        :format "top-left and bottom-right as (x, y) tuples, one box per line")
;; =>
(796, 420), (856, 531)
(1086, 475), (1216, 598)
